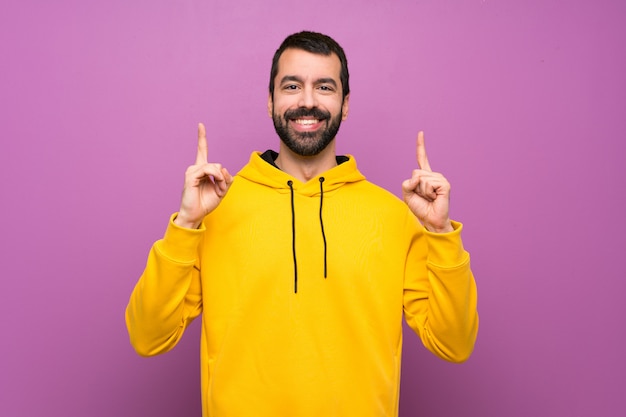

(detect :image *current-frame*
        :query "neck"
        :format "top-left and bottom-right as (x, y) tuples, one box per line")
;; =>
(275, 142), (337, 183)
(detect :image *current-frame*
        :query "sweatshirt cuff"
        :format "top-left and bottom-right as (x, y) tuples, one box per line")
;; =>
(157, 213), (206, 263)
(423, 220), (469, 267)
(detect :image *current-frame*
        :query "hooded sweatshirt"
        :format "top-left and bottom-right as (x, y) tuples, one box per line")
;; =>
(126, 151), (479, 417)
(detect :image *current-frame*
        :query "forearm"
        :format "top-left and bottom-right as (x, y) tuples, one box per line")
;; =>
(420, 258), (478, 362)
(405, 221), (479, 362)
(125, 214), (204, 356)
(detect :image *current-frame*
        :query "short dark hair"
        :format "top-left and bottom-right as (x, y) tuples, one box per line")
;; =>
(269, 31), (350, 99)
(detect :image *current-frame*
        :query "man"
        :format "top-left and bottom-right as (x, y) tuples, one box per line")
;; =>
(126, 31), (478, 417)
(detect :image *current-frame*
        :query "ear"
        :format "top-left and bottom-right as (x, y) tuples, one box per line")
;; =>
(267, 94), (273, 118)
(341, 93), (350, 121)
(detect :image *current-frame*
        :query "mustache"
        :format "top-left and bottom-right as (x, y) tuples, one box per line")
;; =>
(284, 107), (330, 120)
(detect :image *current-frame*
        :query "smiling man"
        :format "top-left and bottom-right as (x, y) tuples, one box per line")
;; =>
(126, 31), (478, 417)
(270, 47), (348, 166)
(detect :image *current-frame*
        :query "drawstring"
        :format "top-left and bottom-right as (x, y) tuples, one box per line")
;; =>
(287, 180), (298, 293)
(319, 177), (327, 278)
(287, 177), (327, 293)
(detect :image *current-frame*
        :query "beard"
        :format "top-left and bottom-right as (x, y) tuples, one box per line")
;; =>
(272, 106), (343, 157)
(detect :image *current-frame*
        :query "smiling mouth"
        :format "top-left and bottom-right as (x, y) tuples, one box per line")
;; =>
(293, 118), (321, 125)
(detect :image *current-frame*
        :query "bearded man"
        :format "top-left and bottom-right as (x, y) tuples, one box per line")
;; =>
(126, 31), (479, 417)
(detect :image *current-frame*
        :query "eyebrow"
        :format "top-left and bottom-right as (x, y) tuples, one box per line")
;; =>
(280, 75), (338, 88)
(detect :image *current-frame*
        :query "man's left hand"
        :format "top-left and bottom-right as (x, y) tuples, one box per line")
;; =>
(401, 131), (454, 233)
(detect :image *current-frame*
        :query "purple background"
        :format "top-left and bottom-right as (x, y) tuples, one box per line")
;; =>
(1, 0), (624, 416)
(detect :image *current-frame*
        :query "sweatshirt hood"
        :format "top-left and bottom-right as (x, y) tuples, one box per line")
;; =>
(237, 150), (366, 196)
(236, 150), (366, 293)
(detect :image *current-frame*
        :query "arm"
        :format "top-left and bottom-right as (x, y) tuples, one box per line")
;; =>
(403, 218), (478, 362)
(401, 132), (478, 362)
(125, 123), (233, 356)
(125, 216), (204, 356)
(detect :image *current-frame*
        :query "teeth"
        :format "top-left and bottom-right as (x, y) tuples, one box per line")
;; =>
(295, 119), (319, 125)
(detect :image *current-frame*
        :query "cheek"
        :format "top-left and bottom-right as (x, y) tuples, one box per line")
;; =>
(327, 97), (345, 113)
(272, 98), (294, 115)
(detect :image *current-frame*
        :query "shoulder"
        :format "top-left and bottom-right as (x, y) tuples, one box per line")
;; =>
(352, 179), (403, 203)
(341, 179), (412, 220)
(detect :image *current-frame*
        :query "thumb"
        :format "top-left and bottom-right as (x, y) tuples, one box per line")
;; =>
(222, 168), (234, 184)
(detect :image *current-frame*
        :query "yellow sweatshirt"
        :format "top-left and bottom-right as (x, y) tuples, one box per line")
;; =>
(126, 151), (478, 417)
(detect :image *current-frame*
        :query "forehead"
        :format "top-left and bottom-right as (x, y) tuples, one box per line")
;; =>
(276, 48), (342, 83)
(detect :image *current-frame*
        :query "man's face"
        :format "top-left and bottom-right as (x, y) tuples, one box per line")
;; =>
(268, 48), (349, 157)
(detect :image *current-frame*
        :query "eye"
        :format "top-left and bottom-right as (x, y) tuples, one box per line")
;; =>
(283, 84), (299, 90)
(318, 85), (334, 92)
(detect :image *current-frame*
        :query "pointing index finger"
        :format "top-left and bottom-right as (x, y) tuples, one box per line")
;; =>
(416, 131), (432, 172)
(196, 122), (208, 165)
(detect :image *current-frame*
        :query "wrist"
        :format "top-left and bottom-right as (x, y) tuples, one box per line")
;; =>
(424, 220), (454, 233)
(173, 213), (201, 229)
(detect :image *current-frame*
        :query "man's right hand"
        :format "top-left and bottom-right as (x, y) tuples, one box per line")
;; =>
(174, 123), (233, 229)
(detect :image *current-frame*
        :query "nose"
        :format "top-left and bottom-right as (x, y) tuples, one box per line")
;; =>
(298, 86), (317, 109)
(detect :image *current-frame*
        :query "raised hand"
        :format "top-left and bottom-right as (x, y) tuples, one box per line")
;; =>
(401, 131), (454, 233)
(174, 123), (233, 229)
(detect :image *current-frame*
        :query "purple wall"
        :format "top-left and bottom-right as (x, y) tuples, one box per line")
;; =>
(1, 1), (624, 416)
